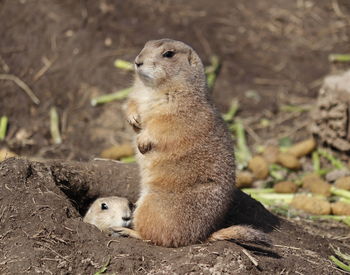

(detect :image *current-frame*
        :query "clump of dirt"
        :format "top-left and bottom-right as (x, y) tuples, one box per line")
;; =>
(312, 70), (350, 151)
(0, 157), (349, 274)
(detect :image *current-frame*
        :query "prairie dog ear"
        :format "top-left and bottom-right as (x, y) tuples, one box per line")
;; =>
(187, 48), (194, 66)
(187, 48), (200, 67)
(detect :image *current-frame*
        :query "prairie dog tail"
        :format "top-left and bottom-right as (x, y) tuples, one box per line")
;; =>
(208, 225), (271, 244)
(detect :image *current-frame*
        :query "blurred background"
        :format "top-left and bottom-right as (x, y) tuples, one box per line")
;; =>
(0, 0), (349, 161)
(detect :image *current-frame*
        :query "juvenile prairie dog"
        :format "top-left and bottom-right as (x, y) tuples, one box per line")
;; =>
(117, 39), (268, 247)
(83, 196), (133, 231)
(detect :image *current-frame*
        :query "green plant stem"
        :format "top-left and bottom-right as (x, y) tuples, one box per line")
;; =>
(331, 186), (350, 200)
(312, 151), (320, 173)
(0, 116), (8, 140)
(50, 107), (62, 144)
(114, 59), (134, 71)
(329, 256), (350, 272)
(120, 156), (136, 163)
(269, 164), (287, 181)
(328, 54), (350, 62)
(91, 87), (132, 106)
(94, 257), (111, 275)
(339, 197), (350, 204)
(331, 245), (350, 262)
(250, 193), (294, 204)
(243, 189), (293, 206)
(317, 149), (345, 170)
(205, 56), (220, 89)
(242, 188), (275, 194)
(222, 99), (239, 122)
(310, 215), (350, 226)
(232, 120), (251, 169)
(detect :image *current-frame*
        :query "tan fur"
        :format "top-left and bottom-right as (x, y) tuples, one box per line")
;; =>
(207, 225), (269, 243)
(84, 197), (268, 245)
(122, 39), (267, 247)
(83, 196), (132, 231)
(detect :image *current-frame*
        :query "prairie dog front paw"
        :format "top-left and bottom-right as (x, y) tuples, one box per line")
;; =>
(108, 227), (141, 239)
(127, 113), (142, 132)
(137, 133), (154, 154)
(124, 99), (142, 132)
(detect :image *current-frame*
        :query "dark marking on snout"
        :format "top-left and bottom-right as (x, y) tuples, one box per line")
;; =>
(135, 54), (144, 67)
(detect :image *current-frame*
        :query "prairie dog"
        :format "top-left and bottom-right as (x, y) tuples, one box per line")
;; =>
(83, 196), (133, 231)
(83, 196), (267, 245)
(119, 39), (268, 247)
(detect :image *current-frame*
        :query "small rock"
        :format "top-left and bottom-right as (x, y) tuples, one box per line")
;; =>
(331, 201), (350, 215)
(236, 171), (254, 188)
(325, 169), (350, 182)
(334, 176), (350, 190)
(262, 146), (279, 164)
(248, 156), (269, 180)
(65, 30), (74, 37)
(104, 37), (112, 46)
(274, 181), (298, 193)
(0, 148), (17, 162)
(302, 173), (322, 189)
(277, 153), (301, 170)
(287, 138), (316, 158)
(100, 143), (134, 160)
(304, 178), (331, 196)
(291, 195), (331, 215)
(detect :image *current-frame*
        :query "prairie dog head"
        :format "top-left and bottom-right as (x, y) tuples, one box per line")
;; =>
(134, 39), (206, 90)
(83, 196), (133, 231)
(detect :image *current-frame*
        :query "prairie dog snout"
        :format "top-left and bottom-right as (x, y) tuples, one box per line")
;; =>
(83, 196), (133, 231)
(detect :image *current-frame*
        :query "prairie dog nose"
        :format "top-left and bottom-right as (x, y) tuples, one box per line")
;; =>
(135, 56), (143, 67)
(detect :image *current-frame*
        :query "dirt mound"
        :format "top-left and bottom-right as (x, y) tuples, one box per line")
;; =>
(0, 158), (347, 274)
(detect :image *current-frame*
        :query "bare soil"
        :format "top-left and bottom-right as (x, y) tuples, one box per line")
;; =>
(0, 157), (349, 274)
(1, 0), (350, 274)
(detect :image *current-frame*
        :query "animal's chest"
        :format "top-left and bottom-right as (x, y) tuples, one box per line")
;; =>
(135, 88), (168, 117)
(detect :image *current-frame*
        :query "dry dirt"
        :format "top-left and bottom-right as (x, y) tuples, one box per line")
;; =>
(1, 157), (349, 274)
(1, 0), (350, 274)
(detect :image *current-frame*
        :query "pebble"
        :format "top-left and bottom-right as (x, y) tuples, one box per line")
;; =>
(100, 143), (134, 160)
(277, 152), (301, 170)
(274, 181), (298, 193)
(302, 173), (322, 189)
(0, 148), (17, 162)
(291, 195), (331, 215)
(325, 169), (350, 182)
(236, 171), (254, 188)
(248, 156), (269, 180)
(287, 138), (316, 158)
(304, 178), (331, 197)
(334, 176), (350, 191)
(331, 201), (350, 215)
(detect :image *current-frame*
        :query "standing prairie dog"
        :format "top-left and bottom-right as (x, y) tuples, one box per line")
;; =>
(117, 39), (268, 247)
(83, 196), (133, 231)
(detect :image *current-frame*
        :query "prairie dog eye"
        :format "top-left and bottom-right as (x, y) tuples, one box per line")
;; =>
(101, 203), (108, 210)
(162, 50), (175, 58)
